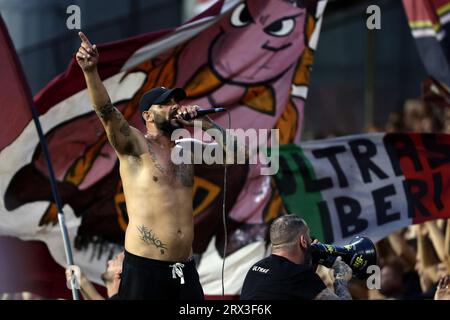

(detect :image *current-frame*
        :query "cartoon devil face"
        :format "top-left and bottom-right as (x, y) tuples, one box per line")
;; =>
(210, 1), (307, 85)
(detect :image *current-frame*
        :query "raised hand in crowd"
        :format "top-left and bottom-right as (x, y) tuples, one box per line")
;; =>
(387, 229), (416, 270)
(65, 265), (104, 300)
(434, 275), (450, 300)
(425, 220), (446, 263)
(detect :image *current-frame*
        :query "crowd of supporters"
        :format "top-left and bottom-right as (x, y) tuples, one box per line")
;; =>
(313, 97), (450, 300)
(1, 95), (449, 300)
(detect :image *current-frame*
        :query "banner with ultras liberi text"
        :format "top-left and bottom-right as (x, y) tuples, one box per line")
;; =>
(274, 133), (450, 245)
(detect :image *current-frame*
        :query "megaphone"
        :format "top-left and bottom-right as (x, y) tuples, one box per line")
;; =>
(311, 236), (377, 279)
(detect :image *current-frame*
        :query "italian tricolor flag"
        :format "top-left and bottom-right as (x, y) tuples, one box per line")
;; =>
(275, 133), (450, 245)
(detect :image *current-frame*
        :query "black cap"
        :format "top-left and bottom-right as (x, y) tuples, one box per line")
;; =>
(139, 87), (187, 113)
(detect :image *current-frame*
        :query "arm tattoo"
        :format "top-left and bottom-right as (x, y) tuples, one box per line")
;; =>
(333, 279), (352, 300)
(146, 141), (166, 175)
(315, 285), (352, 300)
(329, 259), (352, 299)
(332, 259), (352, 280)
(114, 109), (122, 120)
(137, 225), (168, 254)
(95, 101), (115, 120)
(120, 122), (130, 137)
(315, 288), (341, 300)
(110, 133), (118, 149)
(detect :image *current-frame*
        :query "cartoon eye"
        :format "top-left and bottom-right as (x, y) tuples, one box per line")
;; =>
(230, 3), (253, 27)
(264, 17), (296, 37)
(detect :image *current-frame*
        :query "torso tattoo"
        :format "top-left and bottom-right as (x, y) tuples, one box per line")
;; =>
(137, 224), (168, 254)
(173, 162), (194, 187)
(146, 141), (166, 175)
(146, 140), (194, 187)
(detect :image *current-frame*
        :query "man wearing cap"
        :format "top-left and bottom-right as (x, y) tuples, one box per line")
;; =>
(75, 32), (232, 299)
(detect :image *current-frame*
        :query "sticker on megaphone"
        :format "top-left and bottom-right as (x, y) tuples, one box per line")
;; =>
(311, 236), (378, 279)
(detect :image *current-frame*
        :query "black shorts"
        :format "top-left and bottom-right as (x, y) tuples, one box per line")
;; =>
(117, 250), (204, 300)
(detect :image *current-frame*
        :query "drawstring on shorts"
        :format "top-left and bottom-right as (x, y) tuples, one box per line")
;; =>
(170, 263), (185, 284)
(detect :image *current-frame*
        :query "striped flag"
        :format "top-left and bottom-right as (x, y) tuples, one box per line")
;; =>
(402, 0), (450, 86)
(275, 133), (450, 245)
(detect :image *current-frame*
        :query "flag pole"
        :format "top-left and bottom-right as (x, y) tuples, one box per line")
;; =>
(28, 106), (80, 301)
(0, 14), (80, 300)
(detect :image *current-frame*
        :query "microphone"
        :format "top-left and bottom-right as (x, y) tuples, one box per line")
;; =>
(181, 108), (226, 120)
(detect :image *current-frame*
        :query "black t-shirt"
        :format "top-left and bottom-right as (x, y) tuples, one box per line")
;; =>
(240, 254), (326, 300)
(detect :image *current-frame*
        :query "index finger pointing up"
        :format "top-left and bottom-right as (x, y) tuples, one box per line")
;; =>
(78, 31), (92, 46)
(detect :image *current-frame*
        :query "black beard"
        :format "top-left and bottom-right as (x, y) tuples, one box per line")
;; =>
(153, 111), (179, 134)
(155, 120), (176, 134)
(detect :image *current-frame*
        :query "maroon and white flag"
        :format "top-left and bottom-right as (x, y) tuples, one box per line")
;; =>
(0, 0), (327, 298)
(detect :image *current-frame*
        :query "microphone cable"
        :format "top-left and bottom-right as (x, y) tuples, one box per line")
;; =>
(221, 110), (231, 299)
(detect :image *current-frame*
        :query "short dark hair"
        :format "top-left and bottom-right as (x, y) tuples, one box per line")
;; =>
(270, 214), (308, 247)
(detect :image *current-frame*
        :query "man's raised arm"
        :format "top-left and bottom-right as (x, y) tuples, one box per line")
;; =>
(76, 32), (139, 156)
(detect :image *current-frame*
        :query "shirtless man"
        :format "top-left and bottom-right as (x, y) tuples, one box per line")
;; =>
(76, 32), (234, 300)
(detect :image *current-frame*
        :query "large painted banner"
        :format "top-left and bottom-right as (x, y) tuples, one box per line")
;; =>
(275, 133), (450, 246)
(0, 0), (328, 297)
